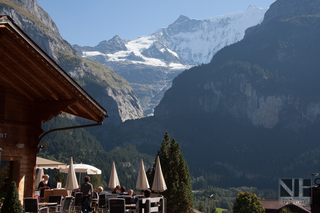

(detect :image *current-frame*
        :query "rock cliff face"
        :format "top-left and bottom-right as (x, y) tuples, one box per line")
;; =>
(69, 0), (320, 189)
(0, 0), (145, 124)
(155, 0), (320, 130)
(74, 6), (267, 115)
(197, 72), (320, 129)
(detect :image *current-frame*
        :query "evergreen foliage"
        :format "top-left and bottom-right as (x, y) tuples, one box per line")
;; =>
(148, 131), (194, 213)
(211, 203), (217, 213)
(1, 181), (22, 213)
(198, 200), (205, 212)
(279, 207), (292, 213)
(52, 170), (65, 189)
(39, 115), (154, 191)
(232, 191), (265, 213)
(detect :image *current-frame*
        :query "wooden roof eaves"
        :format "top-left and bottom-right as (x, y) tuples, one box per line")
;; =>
(0, 16), (107, 121)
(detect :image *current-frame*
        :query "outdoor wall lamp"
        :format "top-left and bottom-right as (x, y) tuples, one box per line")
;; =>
(16, 143), (24, 149)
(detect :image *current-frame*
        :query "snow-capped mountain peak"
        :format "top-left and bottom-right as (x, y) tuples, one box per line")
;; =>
(73, 5), (268, 115)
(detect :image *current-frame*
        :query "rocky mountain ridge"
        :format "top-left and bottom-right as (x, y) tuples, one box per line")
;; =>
(0, 0), (145, 124)
(103, 0), (320, 189)
(74, 6), (268, 115)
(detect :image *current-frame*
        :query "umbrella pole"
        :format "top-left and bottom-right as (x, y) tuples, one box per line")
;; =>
(79, 172), (81, 185)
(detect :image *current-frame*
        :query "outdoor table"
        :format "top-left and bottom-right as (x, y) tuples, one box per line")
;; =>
(39, 202), (58, 208)
(125, 204), (136, 213)
(125, 204), (136, 209)
(39, 202), (58, 212)
(43, 189), (54, 201)
(53, 188), (69, 197)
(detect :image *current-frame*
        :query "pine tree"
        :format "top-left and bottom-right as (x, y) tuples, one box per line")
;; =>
(211, 203), (218, 213)
(1, 181), (22, 213)
(52, 170), (65, 188)
(149, 131), (194, 213)
(198, 200), (205, 212)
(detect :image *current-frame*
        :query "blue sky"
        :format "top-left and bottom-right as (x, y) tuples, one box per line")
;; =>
(37, 0), (276, 47)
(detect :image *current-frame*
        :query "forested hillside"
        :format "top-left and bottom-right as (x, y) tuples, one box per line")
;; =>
(103, 0), (320, 190)
(38, 115), (154, 189)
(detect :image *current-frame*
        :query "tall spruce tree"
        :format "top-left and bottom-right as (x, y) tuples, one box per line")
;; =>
(198, 200), (205, 212)
(149, 131), (194, 213)
(1, 181), (22, 213)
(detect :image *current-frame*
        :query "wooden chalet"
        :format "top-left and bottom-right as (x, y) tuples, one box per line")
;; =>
(0, 15), (107, 201)
(261, 200), (311, 213)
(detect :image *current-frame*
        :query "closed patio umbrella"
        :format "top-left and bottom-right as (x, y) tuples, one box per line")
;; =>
(152, 156), (167, 193)
(64, 157), (78, 190)
(108, 161), (120, 190)
(35, 168), (44, 188)
(136, 159), (150, 191)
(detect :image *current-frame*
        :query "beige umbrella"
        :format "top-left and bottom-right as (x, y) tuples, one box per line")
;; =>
(108, 161), (120, 190)
(136, 159), (150, 191)
(152, 156), (167, 192)
(64, 157), (79, 190)
(36, 157), (67, 169)
(35, 168), (44, 188)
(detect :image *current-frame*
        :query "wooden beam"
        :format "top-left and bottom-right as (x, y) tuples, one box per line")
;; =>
(1, 31), (73, 100)
(0, 60), (42, 100)
(0, 41), (60, 100)
(33, 99), (77, 124)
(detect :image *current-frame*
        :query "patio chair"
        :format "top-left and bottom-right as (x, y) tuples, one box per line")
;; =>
(73, 192), (82, 212)
(108, 198), (126, 213)
(53, 196), (72, 213)
(118, 195), (135, 205)
(48, 195), (63, 212)
(96, 194), (107, 213)
(23, 197), (48, 213)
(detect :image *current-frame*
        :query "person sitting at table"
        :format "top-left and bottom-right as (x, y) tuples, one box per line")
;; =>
(72, 187), (81, 197)
(120, 186), (128, 195)
(38, 174), (51, 200)
(135, 189), (151, 211)
(97, 186), (108, 195)
(112, 185), (120, 194)
(80, 176), (93, 213)
(92, 189), (99, 199)
(126, 189), (136, 204)
(128, 189), (134, 197)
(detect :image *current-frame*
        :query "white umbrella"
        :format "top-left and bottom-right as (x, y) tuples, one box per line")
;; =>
(108, 161), (120, 190)
(35, 168), (44, 188)
(64, 157), (79, 190)
(152, 156), (167, 192)
(60, 163), (102, 184)
(136, 159), (150, 191)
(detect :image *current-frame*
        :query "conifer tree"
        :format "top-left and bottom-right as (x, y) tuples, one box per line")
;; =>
(149, 131), (194, 213)
(211, 203), (218, 213)
(52, 170), (65, 188)
(198, 199), (205, 212)
(1, 181), (22, 213)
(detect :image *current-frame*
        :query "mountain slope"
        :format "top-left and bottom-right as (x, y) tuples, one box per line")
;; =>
(74, 6), (267, 115)
(0, 0), (150, 188)
(0, 0), (145, 125)
(105, 0), (320, 189)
